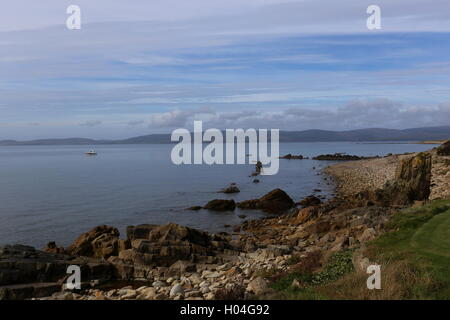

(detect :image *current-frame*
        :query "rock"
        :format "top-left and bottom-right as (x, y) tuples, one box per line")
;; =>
(255, 161), (263, 174)
(43, 242), (65, 254)
(313, 153), (367, 161)
(220, 184), (240, 194)
(186, 206), (202, 211)
(154, 293), (168, 300)
(298, 195), (322, 207)
(152, 280), (165, 288)
(377, 152), (433, 205)
(280, 154), (304, 160)
(141, 287), (157, 299)
(352, 250), (371, 273)
(204, 199), (236, 211)
(393, 152), (432, 203)
(253, 179), (260, 183)
(358, 228), (377, 243)
(237, 189), (295, 213)
(126, 224), (158, 241)
(246, 277), (269, 295)
(66, 225), (120, 259)
(0, 244), (115, 300)
(436, 140), (450, 156)
(121, 290), (137, 300)
(204, 292), (215, 300)
(120, 223), (230, 266)
(169, 260), (196, 274)
(170, 283), (184, 297)
(0, 282), (61, 300)
(294, 206), (319, 224)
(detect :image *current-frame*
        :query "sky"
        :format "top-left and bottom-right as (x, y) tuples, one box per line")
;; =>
(1, 0), (450, 139)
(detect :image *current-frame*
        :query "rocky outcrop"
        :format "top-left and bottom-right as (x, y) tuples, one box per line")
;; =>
(390, 152), (432, 203)
(66, 225), (124, 259)
(339, 152), (433, 207)
(44, 241), (65, 254)
(0, 244), (115, 300)
(436, 140), (450, 156)
(280, 154), (304, 160)
(220, 183), (240, 194)
(118, 223), (231, 267)
(237, 189), (295, 213)
(204, 199), (236, 211)
(313, 153), (368, 161)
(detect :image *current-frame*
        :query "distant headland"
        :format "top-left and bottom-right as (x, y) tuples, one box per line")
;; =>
(1, 125), (449, 146)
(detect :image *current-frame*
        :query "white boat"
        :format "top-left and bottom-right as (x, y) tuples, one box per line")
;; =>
(85, 150), (97, 155)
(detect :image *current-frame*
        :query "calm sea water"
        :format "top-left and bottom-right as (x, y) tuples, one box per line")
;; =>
(0, 142), (436, 248)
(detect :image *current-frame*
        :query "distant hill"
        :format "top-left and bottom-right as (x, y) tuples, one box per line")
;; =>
(1, 126), (449, 146)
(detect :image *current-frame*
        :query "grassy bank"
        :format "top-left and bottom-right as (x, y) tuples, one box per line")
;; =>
(265, 198), (450, 300)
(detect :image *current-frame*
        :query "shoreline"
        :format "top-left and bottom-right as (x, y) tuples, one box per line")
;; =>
(1, 142), (449, 300)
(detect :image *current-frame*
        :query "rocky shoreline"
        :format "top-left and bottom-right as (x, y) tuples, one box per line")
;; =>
(1, 141), (449, 300)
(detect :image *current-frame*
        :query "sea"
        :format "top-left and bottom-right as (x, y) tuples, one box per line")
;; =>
(0, 142), (437, 248)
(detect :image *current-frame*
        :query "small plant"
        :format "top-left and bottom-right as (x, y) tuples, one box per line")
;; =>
(310, 250), (354, 285)
(286, 255), (302, 266)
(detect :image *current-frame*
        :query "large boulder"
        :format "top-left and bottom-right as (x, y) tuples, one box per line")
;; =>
(436, 140), (450, 156)
(0, 244), (115, 300)
(238, 189), (295, 213)
(204, 199), (236, 211)
(120, 223), (230, 267)
(220, 184), (240, 194)
(66, 225), (121, 259)
(386, 152), (432, 205)
(126, 224), (158, 241)
(43, 241), (65, 254)
(350, 152), (433, 206)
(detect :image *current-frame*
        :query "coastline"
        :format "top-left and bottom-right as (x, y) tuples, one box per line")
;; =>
(0, 142), (449, 300)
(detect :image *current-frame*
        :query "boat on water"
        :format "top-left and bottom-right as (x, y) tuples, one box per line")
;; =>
(85, 150), (97, 155)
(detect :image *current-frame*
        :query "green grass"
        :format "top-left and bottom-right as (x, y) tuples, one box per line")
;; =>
(368, 199), (450, 299)
(265, 198), (450, 300)
(267, 250), (355, 299)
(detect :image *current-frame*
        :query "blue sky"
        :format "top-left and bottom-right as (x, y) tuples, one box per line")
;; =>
(1, 0), (450, 139)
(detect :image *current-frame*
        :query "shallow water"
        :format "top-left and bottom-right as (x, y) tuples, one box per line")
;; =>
(0, 142), (436, 248)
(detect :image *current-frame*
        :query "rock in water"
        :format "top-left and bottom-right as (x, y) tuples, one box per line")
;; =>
(44, 241), (65, 254)
(220, 184), (240, 194)
(280, 154), (304, 159)
(237, 188), (295, 213)
(203, 199), (236, 211)
(66, 225), (120, 258)
(313, 153), (366, 161)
